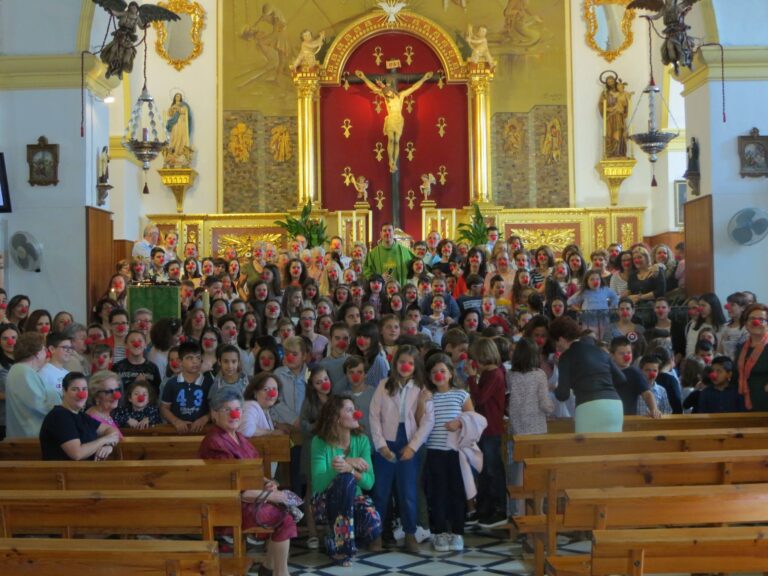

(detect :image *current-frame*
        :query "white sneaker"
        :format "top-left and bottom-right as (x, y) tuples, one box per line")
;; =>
(393, 522), (405, 542)
(432, 532), (450, 552)
(449, 534), (464, 552)
(414, 525), (432, 543)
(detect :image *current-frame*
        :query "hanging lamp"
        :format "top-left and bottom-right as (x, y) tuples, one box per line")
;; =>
(123, 35), (166, 194)
(628, 19), (679, 187)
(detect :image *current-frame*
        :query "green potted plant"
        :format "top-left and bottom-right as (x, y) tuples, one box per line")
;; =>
(456, 203), (489, 247)
(274, 201), (327, 248)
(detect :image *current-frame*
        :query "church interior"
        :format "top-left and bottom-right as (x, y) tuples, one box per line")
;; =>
(0, 0), (768, 574)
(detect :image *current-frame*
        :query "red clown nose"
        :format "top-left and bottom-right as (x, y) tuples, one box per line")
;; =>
(45, 349), (52, 360)
(356, 337), (366, 348)
(112, 391), (122, 400)
(76, 391), (88, 400)
(40, 325), (50, 334)
(267, 389), (278, 398)
(321, 382), (331, 392)
(285, 352), (297, 363)
(229, 329), (237, 337)
(753, 318), (765, 327)
(0, 303), (6, 309)
(534, 337), (546, 347)
(623, 353), (632, 363)
(337, 340), (348, 350)
(19, 307), (28, 314)
(400, 362), (413, 373)
(131, 340), (143, 348)
(350, 373), (363, 383)
(178, 335), (186, 344)
(353, 410), (363, 421)
(84, 338), (94, 346)
(170, 359), (180, 370)
(433, 372), (445, 382)
(230, 409), (241, 419)
(136, 394), (147, 403)
(6, 338), (16, 346)
(620, 310), (631, 318)
(458, 353), (468, 361)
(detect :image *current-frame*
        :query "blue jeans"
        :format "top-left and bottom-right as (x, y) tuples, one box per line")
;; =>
(477, 435), (506, 519)
(372, 423), (421, 534)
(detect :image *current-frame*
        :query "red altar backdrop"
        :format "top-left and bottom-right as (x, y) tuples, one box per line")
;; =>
(320, 33), (469, 242)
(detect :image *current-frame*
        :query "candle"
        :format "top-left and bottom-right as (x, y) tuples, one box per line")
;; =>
(142, 128), (148, 142)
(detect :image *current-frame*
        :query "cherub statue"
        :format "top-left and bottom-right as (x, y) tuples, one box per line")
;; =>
(420, 173), (437, 201)
(290, 29), (326, 71)
(352, 175), (369, 202)
(466, 24), (496, 67)
(92, 0), (180, 79)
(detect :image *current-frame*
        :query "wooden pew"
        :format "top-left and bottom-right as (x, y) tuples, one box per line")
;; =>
(546, 484), (768, 576)
(545, 411), (768, 434)
(0, 459), (263, 491)
(0, 538), (220, 576)
(0, 489), (247, 558)
(513, 426), (768, 461)
(515, 449), (768, 575)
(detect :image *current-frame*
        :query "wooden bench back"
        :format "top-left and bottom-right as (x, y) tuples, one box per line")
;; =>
(545, 412), (768, 434)
(0, 537), (220, 576)
(563, 483), (768, 530)
(514, 427), (768, 461)
(0, 459), (263, 491)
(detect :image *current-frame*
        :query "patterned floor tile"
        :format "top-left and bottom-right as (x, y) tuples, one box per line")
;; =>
(481, 559), (532, 573)
(361, 552), (431, 569)
(401, 562), (478, 576)
(442, 550), (510, 567)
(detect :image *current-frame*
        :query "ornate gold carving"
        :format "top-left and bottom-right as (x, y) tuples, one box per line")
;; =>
(596, 222), (607, 249)
(373, 46), (383, 66)
(341, 118), (353, 138)
(507, 228), (577, 254)
(620, 222), (635, 247)
(436, 117), (447, 138)
(437, 165), (448, 185)
(584, 0), (636, 63)
(228, 122), (253, 163)
(375, 190), (385, 210)
(406, 190), (416, 210)
(404, 96), (415, 114)
(342, 167), (354, 186)
(269, 125), (293, 162)
(153, 0), (205, 71)
(374, 142), (385, 162)
(218, 231), (283, 259)
(404, 45), (415, 65)
(157, 167), (197, 213)
(320, 11), (467, 85)
(342, 71), (350, 91)
(405, 142), (415, 161)
(373, 95), (383, 114)
(598, 157), (637, 205)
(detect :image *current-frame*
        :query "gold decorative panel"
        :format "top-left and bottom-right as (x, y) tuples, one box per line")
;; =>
(504, 225), (579, 255)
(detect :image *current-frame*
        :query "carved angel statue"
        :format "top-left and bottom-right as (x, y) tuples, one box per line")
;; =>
(419, 173), (436, 201)
(352, 175), (370, 202)
(466, 24), (496, 66)
(92, 0), (180, 79)
(627, 0), (701, 74)
(377, 1), (408, 25)
(290, 29), (326, 71)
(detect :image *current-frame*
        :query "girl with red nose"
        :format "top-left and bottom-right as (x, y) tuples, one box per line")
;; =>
(369, 344), (433, 554)
(567, 270), (619, 341)
(39, 372), (120, 460)
(421, 353), (475, 552)
(211, 344), (249, 398)
(349, 322), (390, 389)
(23, 309), (52, 338)
(112, 381), (162, 430)
(298, 308), (329, 365)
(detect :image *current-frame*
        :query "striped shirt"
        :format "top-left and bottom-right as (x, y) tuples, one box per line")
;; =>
(427, 388), (469, 450)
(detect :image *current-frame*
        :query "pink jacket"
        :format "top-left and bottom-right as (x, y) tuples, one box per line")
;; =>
(369, 379), (434, 453)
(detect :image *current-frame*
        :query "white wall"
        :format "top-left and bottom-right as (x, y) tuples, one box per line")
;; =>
(713, 0), (768, 45)
(0, 88), (108, 322)
(0, 0), (80, 55)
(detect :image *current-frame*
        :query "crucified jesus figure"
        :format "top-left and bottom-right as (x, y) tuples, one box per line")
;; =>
(355, 69), (433, 173)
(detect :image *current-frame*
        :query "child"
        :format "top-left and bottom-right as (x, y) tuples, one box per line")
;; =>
(90, 343), (113, 374)
(695, 339), (715, 366)
(319, 322), (351, 393)
(349, 322), (389, 389)
(298, 307), (329, 366)
(344, 355), (375, 444)
(467, 337), (507, 527)
(160, 341), (213, 433)
(698, 356), (741, 413)
(681, 356), (706, 413)
(210, 344), (249, 397)
(112, 331), (162, 400)
(379, 314), (401, 362)
(421, 353), (474, 553)
(507, 338), (554, 516)
(718, 292), (749, 359)
(113, 380), (162, 429)
(442, 329), (470, 388)
(424, 294), (448, 345)
(489, 275), (512, 313)
(481, 296), (511, 335)
(567, 269), (619, 340)
(636, 355), (672, 416)
(369, 344), (434, 554)
(218, 316), (239, 347)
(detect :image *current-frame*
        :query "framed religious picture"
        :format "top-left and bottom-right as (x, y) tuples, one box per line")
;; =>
(27, 136), (59, 186)
(0, 153), (11, 212)
(674, 179), (686, 227)
(738, 127), (768, 178)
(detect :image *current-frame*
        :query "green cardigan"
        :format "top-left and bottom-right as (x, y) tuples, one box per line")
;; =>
(311, 434), (374, 496)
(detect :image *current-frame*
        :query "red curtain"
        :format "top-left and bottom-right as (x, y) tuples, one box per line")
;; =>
(320, 33), (469, 241)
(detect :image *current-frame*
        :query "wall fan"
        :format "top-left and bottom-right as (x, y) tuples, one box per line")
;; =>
(9, 231), (43, 272)
(727, 208), (768, 246)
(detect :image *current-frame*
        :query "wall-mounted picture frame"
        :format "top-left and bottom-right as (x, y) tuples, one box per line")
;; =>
(0, 153), (11, 212)
(738, 127), (768, 178)
(27, 136), (59, 186)
(674, 179), (686, 227)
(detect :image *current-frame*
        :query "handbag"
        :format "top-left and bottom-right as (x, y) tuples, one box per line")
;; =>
(248, 489), (304, 529)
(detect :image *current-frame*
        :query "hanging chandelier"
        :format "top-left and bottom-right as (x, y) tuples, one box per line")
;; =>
(628, 19), (679, 186)
(123, 35), (166, 192)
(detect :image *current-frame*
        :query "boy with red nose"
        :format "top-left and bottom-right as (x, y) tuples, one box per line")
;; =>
(636, 354), (672, 416)
(112, 331), (162, 402)
(160, 341), (214, 434)
(113, 380), (162, 429)
(610, 337), (662, 418)
(319, 323), (351, 393)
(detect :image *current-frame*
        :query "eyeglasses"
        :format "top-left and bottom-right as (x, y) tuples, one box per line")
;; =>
(99, 388), (121, 395)
(749, 317), (768, 325)
(111, 321), (129, 327)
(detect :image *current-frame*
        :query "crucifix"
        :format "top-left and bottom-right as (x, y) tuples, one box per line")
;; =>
(351, 62), (434, 229)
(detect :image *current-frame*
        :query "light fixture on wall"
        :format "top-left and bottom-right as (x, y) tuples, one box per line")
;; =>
(628, 19), (679, 187)
(123, 37), (167, 194)
(103, 91), (115, 104)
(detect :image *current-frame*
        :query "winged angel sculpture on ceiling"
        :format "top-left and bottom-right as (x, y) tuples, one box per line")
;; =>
(92, 0), (180, 79)
(627, 0), (701, 74)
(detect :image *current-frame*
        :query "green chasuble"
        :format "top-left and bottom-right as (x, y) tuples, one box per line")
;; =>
(363, 242), (414, 285)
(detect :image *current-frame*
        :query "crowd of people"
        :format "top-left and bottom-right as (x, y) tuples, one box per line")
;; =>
(0, 220), (766, 568)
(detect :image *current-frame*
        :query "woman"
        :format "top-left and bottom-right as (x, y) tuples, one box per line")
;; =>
(551, 316), (625, 433)
(6, 295), (31, 329)
(199, 388), (297, 576)
(86, 370), (124, 438)
(5, 331), (60, 438)
(311, 395), (382, 565)
(23, 309), (52, 336)
(52, 311), (74, 334)
(240, 372), (283, 442)
(735, 303), (768, 412)
(628, 246), (666, 307)
(39, 371), (120, 460)
(148, 318), (183, 378)
(0, 323), (19, 439)
(349, 322), (389, 389)
(652, 243), (678, 292)
(610, 250), (634, 298)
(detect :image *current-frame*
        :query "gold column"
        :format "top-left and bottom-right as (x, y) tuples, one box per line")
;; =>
(293, 70), (320, 206)
(468, 65), (494, 205)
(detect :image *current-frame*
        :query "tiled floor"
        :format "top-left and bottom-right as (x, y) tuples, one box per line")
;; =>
(248, 527), (593, 576)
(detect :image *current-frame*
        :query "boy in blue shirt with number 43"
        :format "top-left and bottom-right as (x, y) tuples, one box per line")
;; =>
(161, 341), (213, 433)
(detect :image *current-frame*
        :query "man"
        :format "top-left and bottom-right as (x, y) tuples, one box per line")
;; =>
(425, 230), (441, 266)
(363, 222), (415, 285)
(132, 224), (159, 260)
(38, 332), (73, 397)
(610, 337), (661, 418)
(131, 309), (153, 342)
(328, 235), (351, 269)
(160, 341), (213, 433)
(150, 248), (167, 282)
